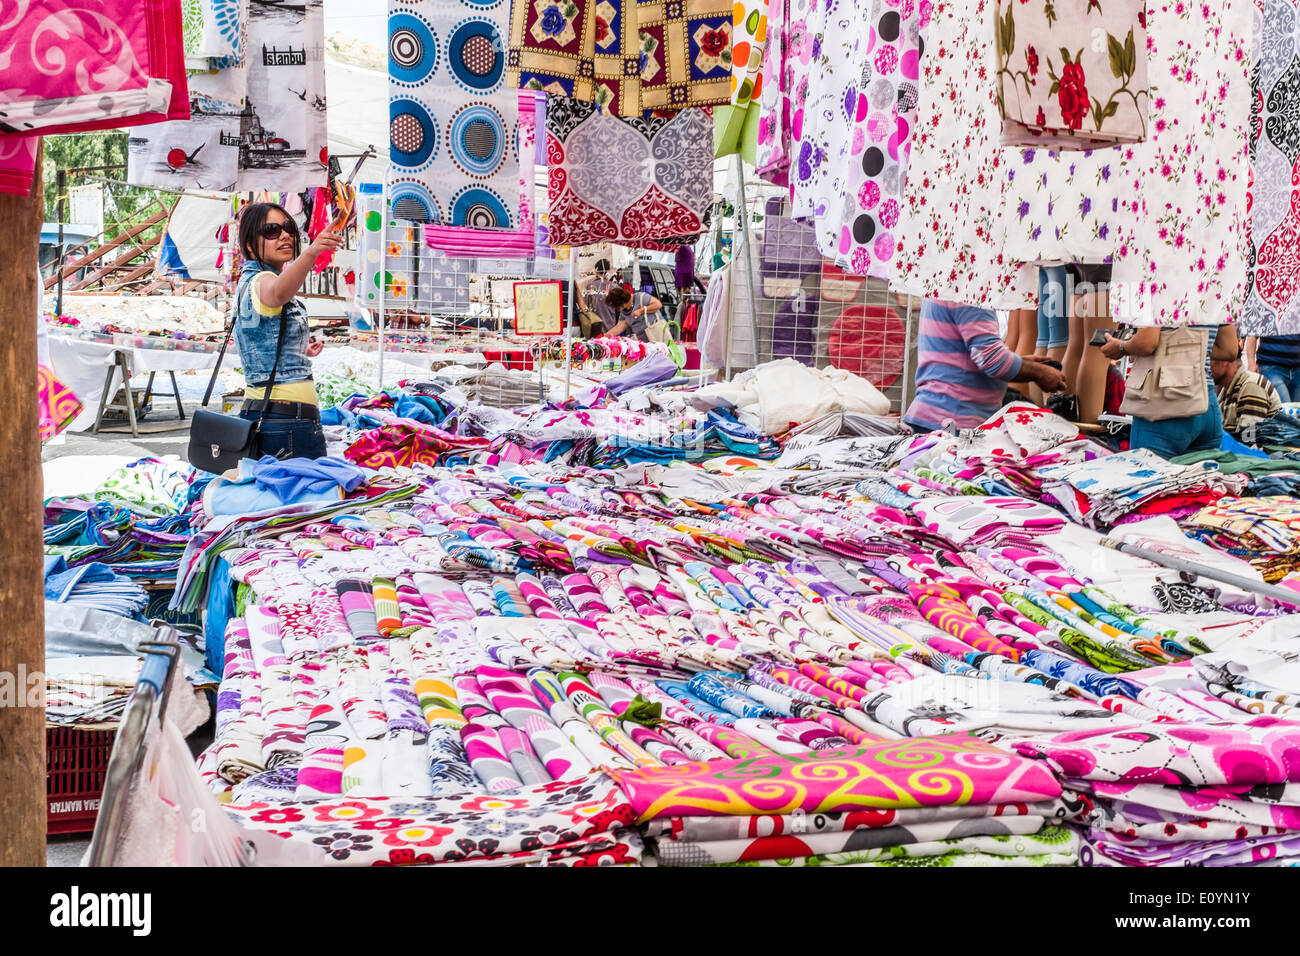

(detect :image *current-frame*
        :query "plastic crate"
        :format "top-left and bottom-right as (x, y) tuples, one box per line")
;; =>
(47, 725), (116, 835)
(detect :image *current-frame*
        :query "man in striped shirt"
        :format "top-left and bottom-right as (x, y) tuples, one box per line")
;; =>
(1213, 350), (1281, 438)
(904, 299), (1067, 431)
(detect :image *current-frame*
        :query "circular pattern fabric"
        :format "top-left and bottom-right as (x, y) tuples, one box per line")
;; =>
(390, 180), (443, 223)
(447, 18), (505, 92)
(388, 11), (438, 86)
(450, 185), (512, 228)
(389, 98), (439, 170)
(449, 103), (507, 177)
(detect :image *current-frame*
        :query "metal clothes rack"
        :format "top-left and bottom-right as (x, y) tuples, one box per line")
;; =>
(85, 623), (183, 867)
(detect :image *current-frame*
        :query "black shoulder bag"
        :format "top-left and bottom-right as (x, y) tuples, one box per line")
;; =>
(187, 309), (287, 475)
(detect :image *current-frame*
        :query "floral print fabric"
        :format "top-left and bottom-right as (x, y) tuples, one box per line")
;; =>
(995, 0), (1150, 148)
(508, 0), (733, 115)
(891, 0), (1038, 307)
(1107, 0), (1252, 326)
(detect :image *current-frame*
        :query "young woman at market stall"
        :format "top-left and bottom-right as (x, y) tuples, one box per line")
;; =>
(1101, 322), (1239, 459)
(604, 286), (665, 341)
(233, 202), (344, 460)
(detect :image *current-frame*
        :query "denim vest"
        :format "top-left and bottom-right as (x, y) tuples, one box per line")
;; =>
(232, 260), (314, 387)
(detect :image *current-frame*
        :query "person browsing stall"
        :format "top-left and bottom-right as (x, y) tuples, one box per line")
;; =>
(604, 286), (664, 341)
(1212, 346), (1281, 438)
(904, 299), (1066, 432)
(1101, 322), (1239, 458)
(233, 202), (344, 460)
(577, 259), (621, 335)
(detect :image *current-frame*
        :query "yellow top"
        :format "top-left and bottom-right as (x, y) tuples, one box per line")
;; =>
(244, 380), (319, 404)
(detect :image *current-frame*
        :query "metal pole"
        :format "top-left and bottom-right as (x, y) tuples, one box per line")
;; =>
(734, 156), (761, 369)
(565, 253), (575, 400)
(1099, 538), (1300, 607)
(377, 177), (387, 390)
(55, 167), (66, 316)
(900, 295), (915, 414)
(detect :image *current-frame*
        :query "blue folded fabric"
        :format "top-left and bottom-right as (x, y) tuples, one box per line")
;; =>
(247, 455), (368, 499)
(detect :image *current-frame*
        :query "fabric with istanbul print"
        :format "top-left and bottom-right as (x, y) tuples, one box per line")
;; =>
(1107, 0), (1251, 327)
(823, 0), (932, 276)
(545, 94), (713, 246)
(995, 0), (1150, 148)
(1241, 0), (1300, 334)
(891, 0), (1037, 307)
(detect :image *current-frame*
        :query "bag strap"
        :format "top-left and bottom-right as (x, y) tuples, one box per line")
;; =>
(201, 309), (239, 408)
(253, 313), (289, 426)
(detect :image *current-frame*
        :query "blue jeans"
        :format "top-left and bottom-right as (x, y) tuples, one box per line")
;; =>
(1036, 265), (1070, 349)
(1258, 365), (1300, 404)
(239, 408), (327, 460)
(1130, 398), (1223, 460)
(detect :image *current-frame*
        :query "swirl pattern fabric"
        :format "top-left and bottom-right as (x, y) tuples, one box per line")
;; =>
(610, 735), (1063, 821)
(387, 0), (520, 226)
(0, 0), (189, 136)
(545, 94), (714, 247)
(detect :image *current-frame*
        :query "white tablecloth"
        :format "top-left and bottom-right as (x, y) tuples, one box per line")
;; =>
(48, 335), (235, 431)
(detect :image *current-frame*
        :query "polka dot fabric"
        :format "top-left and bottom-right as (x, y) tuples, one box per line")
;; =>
(789, 0), (931, 278)
(388, 0), (520, 226)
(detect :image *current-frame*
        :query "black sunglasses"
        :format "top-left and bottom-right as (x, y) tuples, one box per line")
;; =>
(258, 221), (298, 241)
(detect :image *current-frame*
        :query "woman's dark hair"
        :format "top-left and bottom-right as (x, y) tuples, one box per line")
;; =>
(593, 258), (611, 273)
(238, 201), (300, 265)
(605, 286), (631, 309)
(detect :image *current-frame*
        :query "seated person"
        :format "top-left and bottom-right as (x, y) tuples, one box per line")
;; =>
(1213, 347), (1281, 439)
(905, 299), (1065, 432)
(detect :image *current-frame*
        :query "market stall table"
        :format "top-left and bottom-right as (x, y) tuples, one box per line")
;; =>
(47, 335), (236, 437)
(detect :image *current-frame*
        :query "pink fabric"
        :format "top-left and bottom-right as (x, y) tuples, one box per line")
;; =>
(611, 734), (1063, 820)
(0, 136), (38, 196)
(1014, 717), (1300, 786)
(422, 91), (538, 258)
(0, 0), (189, 137)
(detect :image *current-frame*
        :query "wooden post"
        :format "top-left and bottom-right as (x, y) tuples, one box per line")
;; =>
(0, 139), (46, 867)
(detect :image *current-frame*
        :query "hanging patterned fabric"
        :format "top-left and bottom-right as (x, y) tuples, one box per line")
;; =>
(544, 94), (713, 247)
(507, 0), (640, 113)
(508, 0), (733, 115)
(1108, 0), (1251, 326)
(633, 0), (734, 113)
(0, 136), (38, 198)
(1241, 0), (1300, 334)
(820, 0), (929, 277)
(388, 0), (519, 226)
(38, 367), (83, 444)
(891, 0), (1037, 308)
(0, 0), (190, 137)
(752, 0), (797, 186)
(422, 91), (540, 257)
(995, 0), (1150, 148)
(129, 0), (326, 192)
(713, 0), (769, 160)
